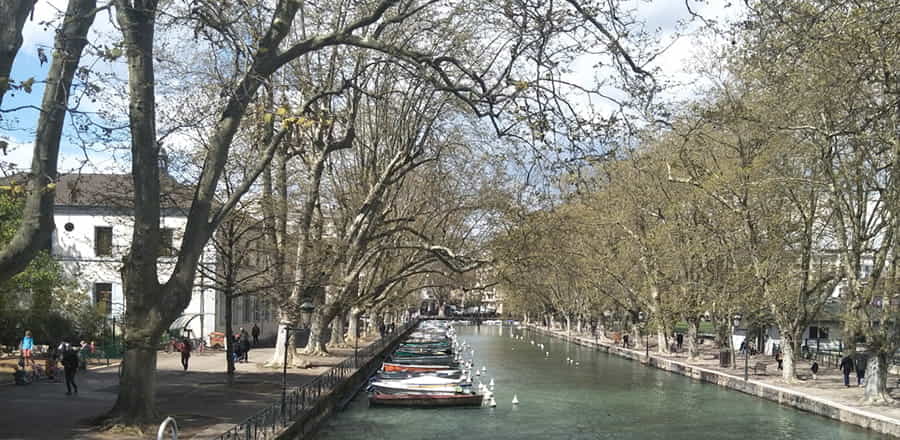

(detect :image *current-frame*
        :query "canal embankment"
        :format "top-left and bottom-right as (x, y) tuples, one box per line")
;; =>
(527, 324), (900, 438)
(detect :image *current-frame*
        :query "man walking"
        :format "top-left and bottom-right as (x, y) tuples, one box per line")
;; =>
(839, 354), (855, 387)
(239, 329), (251, 362)
(855, 353), (867, 386)
(61, 342), (79, 395)
(252, 323), (260, 346)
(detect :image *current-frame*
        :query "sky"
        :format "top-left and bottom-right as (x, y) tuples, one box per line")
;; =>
(0, 0), (744, 176)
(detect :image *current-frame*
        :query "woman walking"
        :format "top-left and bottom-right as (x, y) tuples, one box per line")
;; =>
(180, 338), (192, 371)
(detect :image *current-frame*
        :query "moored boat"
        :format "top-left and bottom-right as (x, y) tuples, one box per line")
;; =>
(369, 393), (484, 408)
(382, 362), (456, 373)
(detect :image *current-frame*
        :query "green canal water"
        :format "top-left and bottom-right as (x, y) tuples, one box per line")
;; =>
(314, 325), (888, 440)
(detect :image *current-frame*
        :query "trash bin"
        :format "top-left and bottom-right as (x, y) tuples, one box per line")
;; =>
(719, 349), (732, 368)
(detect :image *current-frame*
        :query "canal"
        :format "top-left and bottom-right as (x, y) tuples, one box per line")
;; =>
(314, 324), (887, 439)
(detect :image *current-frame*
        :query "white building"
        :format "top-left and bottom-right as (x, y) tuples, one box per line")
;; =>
(50, 174), (217, 343)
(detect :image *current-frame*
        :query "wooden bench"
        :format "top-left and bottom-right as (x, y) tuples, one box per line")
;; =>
(753, 362), (768, 375)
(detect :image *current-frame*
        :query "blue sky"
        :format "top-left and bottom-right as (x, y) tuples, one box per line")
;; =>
(0, 0), (742, 176)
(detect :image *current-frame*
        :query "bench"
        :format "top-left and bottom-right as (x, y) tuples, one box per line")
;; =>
(753, 362), (768, 375)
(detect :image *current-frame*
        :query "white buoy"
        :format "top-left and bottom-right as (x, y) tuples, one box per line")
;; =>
(545, 351), (549, 356)
(482, 365), (487, 372)
(489, 378), (495, 388)
(512, 394), (520, 405)
(476, 370), (481, 377)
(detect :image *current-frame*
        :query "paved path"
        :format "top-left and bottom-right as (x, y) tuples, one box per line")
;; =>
(0, 343), (373, 440)
(537, 325), (900, 427)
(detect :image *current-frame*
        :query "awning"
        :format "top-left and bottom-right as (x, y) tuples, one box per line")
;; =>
(168, 313), (202, 335)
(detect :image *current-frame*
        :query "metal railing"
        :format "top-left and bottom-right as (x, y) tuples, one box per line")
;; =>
(213, 319), (419, 440)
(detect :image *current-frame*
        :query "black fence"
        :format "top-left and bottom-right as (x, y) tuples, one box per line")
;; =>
(213, 319), (419, 440)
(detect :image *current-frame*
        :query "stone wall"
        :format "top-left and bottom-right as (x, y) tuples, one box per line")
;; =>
(528, 325), (900, 438)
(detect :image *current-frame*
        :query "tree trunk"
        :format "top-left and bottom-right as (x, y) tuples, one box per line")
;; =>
(0, 0), (35, 108)
(687, 320), (700, 361)
(565, 315), (571, 335)
(267, 307), (295, 367)
(224, 294), (235, 385)
(347, 307), (361, 343)
(304, 302), (338, 356)
(0, 0), (96, 283)
(862, 352), (894, 405)
(781, 330), (800, 383)
(109, 345), (158, 424)
(330, 309), (346, 348)
(437, 302), (446, 317)
(657, 327), (669, 354)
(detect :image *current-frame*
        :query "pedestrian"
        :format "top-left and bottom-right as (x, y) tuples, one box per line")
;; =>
(240, 329), (251, 362)
(20, 330), (34, 367)
(839, 354), (855, 387)
(180, 337), (192, 371)
(388, 323), (395, 334)
(252, 323), (260, 346)
(378, 322), (386, 338)
(775, 350), (783, 370)
(78, 340), (88, 370)
(855, 353), (867, 386)
(811, 361), (819, 380)
(61, 342), (79, 395)
(676, 333), (684, 352)
(46, 346), (59, 381)
(623, 334), (630, 348)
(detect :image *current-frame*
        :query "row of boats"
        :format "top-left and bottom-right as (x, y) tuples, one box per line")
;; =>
(367, 321), (490, 408)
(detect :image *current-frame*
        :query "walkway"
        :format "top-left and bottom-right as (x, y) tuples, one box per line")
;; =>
(533, 325), (900, 435)
(0, 342), (374, 440)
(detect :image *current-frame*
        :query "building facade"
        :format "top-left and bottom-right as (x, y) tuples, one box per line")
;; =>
(50, 174), (217, 343)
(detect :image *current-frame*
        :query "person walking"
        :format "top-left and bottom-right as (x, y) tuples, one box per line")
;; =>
(61, 343), (79, 395)
(252, 323), (260, 346)
(20, 330), (34, 367)
(855, 353), (867, 386)
(775, 350), (783, 370)
(839, 354), (855, 387)
(811, 361), (819, 380)
(180, 337), (192, 371)
(239, 329), (251, 363)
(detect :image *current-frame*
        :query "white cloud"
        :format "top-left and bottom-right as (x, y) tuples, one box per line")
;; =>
(1, 138), (122, 176)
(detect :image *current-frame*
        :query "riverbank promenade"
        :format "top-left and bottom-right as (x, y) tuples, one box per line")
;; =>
(0, 343), (373, 440)
(533, 324), (900, 436)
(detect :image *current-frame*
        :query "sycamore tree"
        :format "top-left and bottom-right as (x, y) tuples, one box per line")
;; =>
(0, 0), (96, 283)
(736, 0), (899, 400)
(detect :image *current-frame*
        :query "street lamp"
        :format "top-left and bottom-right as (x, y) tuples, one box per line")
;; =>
(283, 301), (316, 416)
(638, 311), (649, 359)
(733, 313), (748, 381)
(300, 301), (316, 328)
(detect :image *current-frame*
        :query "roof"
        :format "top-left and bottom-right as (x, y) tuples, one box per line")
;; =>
(2, 173), (194, 211)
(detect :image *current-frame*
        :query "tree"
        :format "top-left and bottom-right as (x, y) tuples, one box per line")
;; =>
(0, 0), (96, 283)
(737, 0), (899, 400)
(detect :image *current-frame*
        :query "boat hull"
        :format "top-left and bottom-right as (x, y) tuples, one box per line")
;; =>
(382, 362), (455, 373)
(369, 393), (484, 407)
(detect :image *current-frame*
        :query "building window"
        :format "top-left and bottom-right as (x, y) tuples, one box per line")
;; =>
(809, 326), (829, 340)
(159, 228), (174, 257)
(94, 226), (113, 256)
(94, 283), (113, 316)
